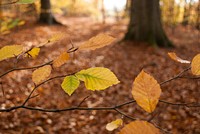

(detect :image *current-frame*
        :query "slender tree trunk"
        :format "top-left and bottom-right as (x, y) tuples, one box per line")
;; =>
(39, 0), (57, 24)
(124, 0), (173, 47)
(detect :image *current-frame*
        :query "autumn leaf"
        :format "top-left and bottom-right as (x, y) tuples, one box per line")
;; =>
(119, 120), (160, 134)
(48, 33), (65, 43)
(106, 119), (123, 131)
(32, 65), (52, 85)
(61, 75), (80, 96)
(17, 0), (35, 4)
(168, 52), (191, 64)
(132, 70), (161, 113)
(191, 54), (200, 75)
(79, 33), (115, 50)
(75, 67), (120, 90)
(0, 45), (23, 62)
(53, 52), (70, 68)
(27, 47), (40, 58)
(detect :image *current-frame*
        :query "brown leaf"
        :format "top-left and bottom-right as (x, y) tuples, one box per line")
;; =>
(119, 120), (160, 134)
(168, 52), (190, 64)
(53, 52), (70, 68)
(191, 54), (200, 75)
(132, 70), (161, 113)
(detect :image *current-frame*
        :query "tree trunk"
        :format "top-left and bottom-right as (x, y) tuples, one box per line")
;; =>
(124, 0), (173, 47)
(39, 0), (57, 25)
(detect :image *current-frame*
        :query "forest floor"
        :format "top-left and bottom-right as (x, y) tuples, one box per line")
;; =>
(0, 17), (200, 134)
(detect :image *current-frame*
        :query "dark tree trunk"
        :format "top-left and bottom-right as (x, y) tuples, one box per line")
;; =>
(124, 0), (173, 47)
(39, 0), (57, 25)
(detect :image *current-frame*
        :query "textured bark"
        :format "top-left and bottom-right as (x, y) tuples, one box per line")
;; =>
(39, 0), (57, 25)
(124, 0), (173, 47)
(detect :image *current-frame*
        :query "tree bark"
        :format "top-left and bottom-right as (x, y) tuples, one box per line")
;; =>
(39, 0), (57, 25)
(124, 0), (173, 47)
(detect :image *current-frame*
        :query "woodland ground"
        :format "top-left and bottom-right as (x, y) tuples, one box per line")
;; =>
(0, 17), (199, 134)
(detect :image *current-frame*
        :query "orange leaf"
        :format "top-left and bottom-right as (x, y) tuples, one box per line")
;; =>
(79, 33), (115, 50)
(53, 52), (70, 68)
(168, 52), (190, 64)
(191, 54), (200, 75)
(32, 65), (52, 84)
(119, 120), (160, 134)
(132, 70), (161, 113)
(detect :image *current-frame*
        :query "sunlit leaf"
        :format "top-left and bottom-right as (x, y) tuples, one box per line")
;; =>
(119, 120), (160, 134)
(48, 33), (65, 43)
(17, 0), (35, 4)
(0, 45), (23, 62)
(75, 67), (120, 90)
(168, 52), (190, 64)
(27, 47), (40, 58)
(191, 54), (200, 75)
(106, 119), (123, 131)
(32, 65), (52, 85)
(79, 33), (115, 50)
(53, 52), (70, 68)
(61, 75), (80, 96)
(132, 70), (161, 113)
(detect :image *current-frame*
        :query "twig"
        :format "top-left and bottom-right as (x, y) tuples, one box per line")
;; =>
(159, 100), (200, 107)
(0, 60), (53, 78)
(77, 95), (91, 107)
(0, 0), (19, 6)
(160, 67), (191, 85)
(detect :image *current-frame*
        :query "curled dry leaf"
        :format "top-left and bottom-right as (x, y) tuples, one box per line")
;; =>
(79, 33), (115, 50)
(119, 120), (160, 134)
(75, 67), (120, 91)
(32, 65), (52, 85)
(168, 52), (191, 64)
(53, 52), (70, 68)
(191, 54), (200, 75)
(106, 119), (123, 131)
(0, 45), (23, 61)
(132, 70), (161, 113)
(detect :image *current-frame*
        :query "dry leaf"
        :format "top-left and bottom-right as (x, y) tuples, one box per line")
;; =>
(32, 65), (52, 84)
(79, 33), (115, 50)
(168, 52), (190, 64)
(53, 52), (70, 68)
(132, 70), (161, 113)
(191, 54), (200, 75)
(106, 119), (123, 131)
(119, 120), (160, 134)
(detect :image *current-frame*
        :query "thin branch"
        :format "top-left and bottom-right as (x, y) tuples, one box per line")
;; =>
(0, 0), (19, 6)
(114, 108), (136, 120)
(77, 95), (91, 107)
(0, 60), (53, 78)
(159, 100), (200, 107)
(160, 67), (191, 85)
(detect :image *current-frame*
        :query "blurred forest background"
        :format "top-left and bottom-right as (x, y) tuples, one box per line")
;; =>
(0, 0), (200, 134)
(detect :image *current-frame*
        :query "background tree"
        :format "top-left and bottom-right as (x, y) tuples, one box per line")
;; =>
(39, 0), (57, 24)
(124, 0), (173, 47)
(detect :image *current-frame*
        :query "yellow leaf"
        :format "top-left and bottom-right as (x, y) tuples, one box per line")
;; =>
(119, 120), (160, 134)
(48, 33), (65, 43)
(53, 52), (70, 68)
(32, 65), (52, 85)
(0, 45), (23, 62)
(168, 52), (190, 64)
(27, 47), (40, 58)
(75, 67), (120, 91)
(61, 75), (80, 96)
(132, 70), (161, 113)
(191, 54), (200, 75)
(79, 33), (115, 50)
(106, 119), (123, 131)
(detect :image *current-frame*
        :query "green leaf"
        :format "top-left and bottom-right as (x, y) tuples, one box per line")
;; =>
(17, 0), (35, 4)
(75, 67), (120, 91)
(61, 75), (80, 96)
